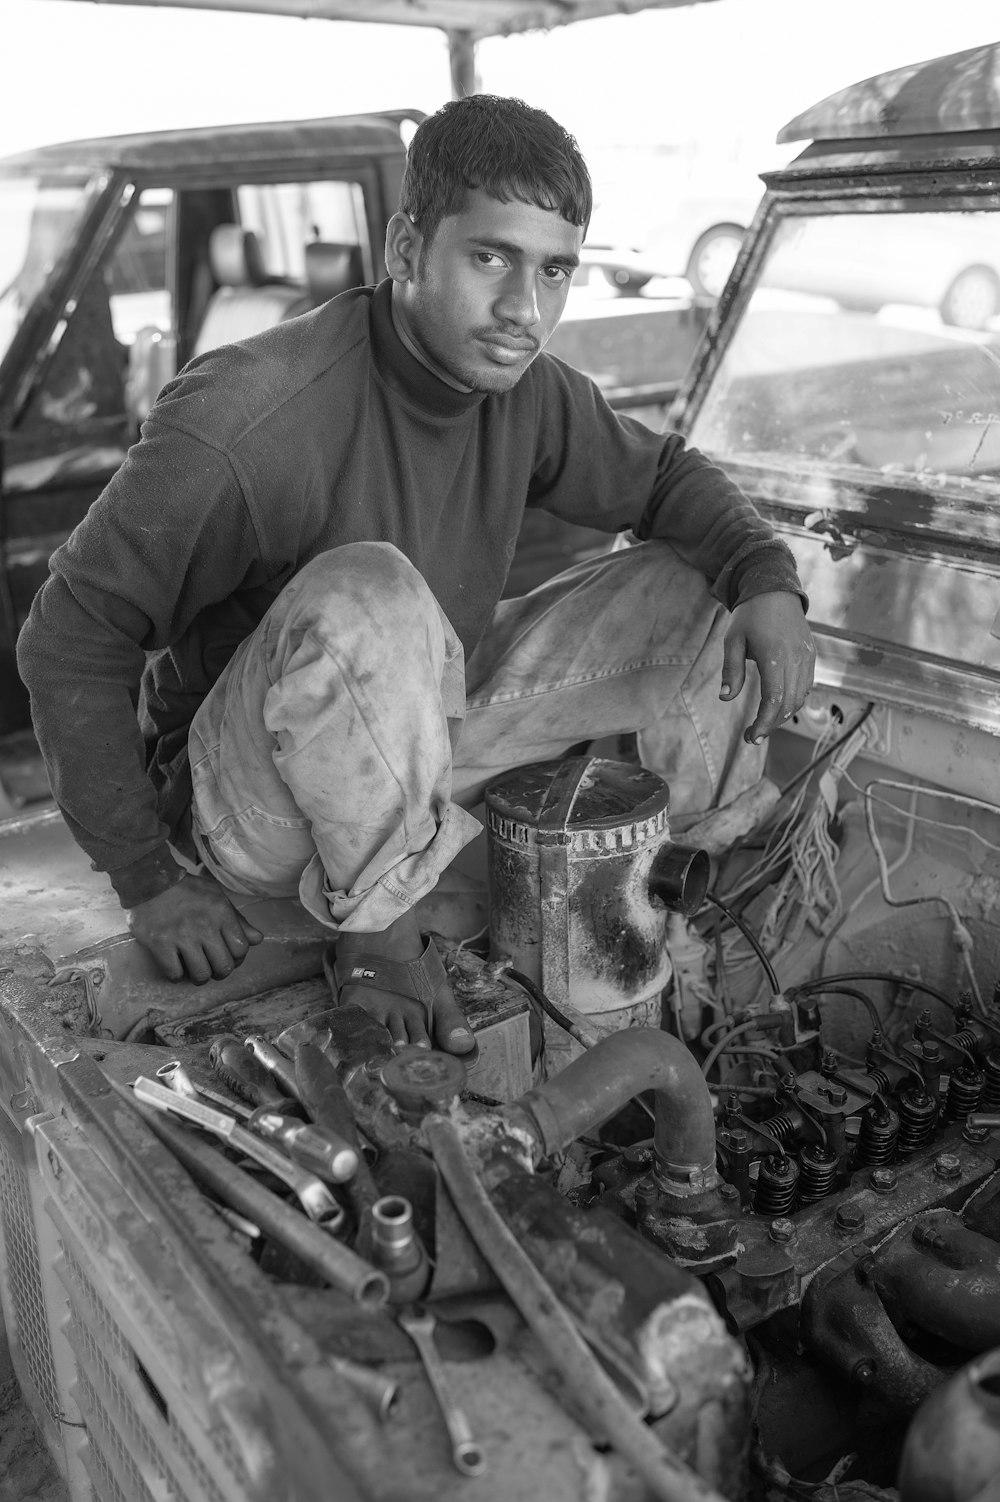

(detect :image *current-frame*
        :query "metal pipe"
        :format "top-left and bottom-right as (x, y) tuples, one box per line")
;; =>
(508, 1027), (718, 1189)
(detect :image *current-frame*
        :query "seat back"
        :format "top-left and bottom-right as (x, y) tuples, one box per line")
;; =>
(303, 241), (366, 306)
(193, 225), (307, 356)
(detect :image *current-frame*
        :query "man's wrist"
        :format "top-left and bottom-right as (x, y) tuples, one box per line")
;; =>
(110, 846), (187, 908)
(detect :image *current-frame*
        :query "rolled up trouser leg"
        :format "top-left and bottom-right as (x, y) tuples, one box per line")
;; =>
(188, 543), (480, 931)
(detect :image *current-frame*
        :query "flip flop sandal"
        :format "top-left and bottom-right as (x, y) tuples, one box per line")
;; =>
(331, 937), (479, 1062)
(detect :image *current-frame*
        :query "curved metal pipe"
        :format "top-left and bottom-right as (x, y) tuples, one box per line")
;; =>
(508, 1027), (718, 1189)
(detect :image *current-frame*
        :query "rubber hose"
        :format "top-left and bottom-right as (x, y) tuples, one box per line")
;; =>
(425, 1114), (730, 1502)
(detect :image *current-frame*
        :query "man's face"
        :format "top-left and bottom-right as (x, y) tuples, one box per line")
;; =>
(389, 188), (583, 393)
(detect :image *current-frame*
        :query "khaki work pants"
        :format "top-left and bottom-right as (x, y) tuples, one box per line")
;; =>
(188, 541), (763, 932)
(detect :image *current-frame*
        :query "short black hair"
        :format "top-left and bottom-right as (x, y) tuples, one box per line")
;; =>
(400, 95), (592, 246)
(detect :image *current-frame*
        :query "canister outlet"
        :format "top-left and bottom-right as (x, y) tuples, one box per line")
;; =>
(485, 757), (708, 1030)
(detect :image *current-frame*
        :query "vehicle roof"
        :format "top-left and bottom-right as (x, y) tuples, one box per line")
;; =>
(778, 41), (1000, 144)
(0, 112), (420, 177)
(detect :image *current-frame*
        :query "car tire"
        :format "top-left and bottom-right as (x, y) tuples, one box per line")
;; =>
(940, 265), (1000, 329)
(685, 223), (745, 297)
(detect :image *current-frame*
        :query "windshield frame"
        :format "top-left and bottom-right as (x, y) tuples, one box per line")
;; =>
(674, 176), (1000, 552)
(0, 169), (120, 422)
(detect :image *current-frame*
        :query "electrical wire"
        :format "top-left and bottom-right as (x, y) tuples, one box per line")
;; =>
(801, 984), (882, 1033)
(706, 893), (781, 996)
(797, 970), (959, 1012)
(776, 702), (875, 799)
(861, 778), (987, 1014)
(701, 1017), (781, 1079)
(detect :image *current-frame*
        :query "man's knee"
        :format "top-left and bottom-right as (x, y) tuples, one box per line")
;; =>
(286, 543), (432, 628)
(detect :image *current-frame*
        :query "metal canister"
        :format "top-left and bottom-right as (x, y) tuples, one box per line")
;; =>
(485, 757), (707, 1029)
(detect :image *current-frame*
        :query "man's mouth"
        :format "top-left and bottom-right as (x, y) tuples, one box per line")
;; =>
(477, 331), (539, 360)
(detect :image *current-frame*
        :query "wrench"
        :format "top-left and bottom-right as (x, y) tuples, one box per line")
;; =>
(132, 1076), (346, 1234)
(397, 1306), (486, 1477)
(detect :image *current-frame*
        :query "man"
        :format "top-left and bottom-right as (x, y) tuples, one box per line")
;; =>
(17, 96), (814, 1056)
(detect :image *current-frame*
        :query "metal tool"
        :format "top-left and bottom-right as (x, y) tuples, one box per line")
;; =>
(397, 1305), (486, 1477)
(131, 1076), (346, 1233)
(210, 1035), (291, 1109)
(244, 1035), (300, 1098)
(251, 1110), (359, 1183)
(156, 1060), (356, 1183)
(156, 1059), (253, 1119)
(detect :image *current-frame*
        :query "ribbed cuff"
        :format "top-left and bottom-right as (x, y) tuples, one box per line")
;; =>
(109, 845), (187, 908)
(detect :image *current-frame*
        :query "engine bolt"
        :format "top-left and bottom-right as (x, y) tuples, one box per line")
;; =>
(963, 1119), (991, 1143)
(725, 1129), (750, 1153)
(633, 1176), (657, 1214)
(933, 1153), (962, 1181)
(718, 1182), (740, 1204)
(835, 1203), (865, 1234)
(769, 1218), (796, 1244)
(869, 1166), (898, 1194)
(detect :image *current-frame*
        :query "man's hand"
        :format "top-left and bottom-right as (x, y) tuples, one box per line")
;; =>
(126, 872), (264, 984)
(720, 592), (816, 744)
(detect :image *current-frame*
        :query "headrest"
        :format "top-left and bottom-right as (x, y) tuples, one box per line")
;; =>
(305, 241), (365, 304)
(208, 224), (267, 289)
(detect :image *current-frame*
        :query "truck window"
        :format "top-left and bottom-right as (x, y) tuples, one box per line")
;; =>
(237, 179), (371, 283)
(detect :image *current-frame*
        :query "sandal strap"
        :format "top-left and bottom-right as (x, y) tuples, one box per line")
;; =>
(332, 936), (449, 1009)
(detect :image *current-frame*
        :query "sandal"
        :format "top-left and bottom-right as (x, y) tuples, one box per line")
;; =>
(331, 936), (479, 1062)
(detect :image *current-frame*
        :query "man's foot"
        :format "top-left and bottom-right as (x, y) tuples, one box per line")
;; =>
(333, 910), (477, 1056)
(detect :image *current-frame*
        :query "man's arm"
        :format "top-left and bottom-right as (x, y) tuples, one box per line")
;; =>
(17, 415), (267, 981)
(527, 360), (815, 734)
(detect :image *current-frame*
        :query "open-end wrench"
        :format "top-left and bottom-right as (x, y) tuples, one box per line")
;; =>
(132, 1076), (346, 1234)
(397, 1305), (486, 1477)
(156, 1059), (254, 1119)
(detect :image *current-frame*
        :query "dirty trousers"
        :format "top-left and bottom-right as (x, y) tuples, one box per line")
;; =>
(188, 541), (763, 933)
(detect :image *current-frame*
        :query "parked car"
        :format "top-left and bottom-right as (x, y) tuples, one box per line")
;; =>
(646, 191), (760, 296)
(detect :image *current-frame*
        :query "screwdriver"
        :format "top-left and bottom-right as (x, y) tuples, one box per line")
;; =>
(251, 1110), (359, 1185)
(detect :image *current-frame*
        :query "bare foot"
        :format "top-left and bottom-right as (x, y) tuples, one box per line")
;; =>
(334, 911), (476, 1055)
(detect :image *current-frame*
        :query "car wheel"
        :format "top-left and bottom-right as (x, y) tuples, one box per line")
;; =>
(940, 265), (1000, 329)
(685, 224), (745, 297)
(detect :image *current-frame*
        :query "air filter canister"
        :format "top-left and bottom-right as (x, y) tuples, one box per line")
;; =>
(486, 756), (700, 1032)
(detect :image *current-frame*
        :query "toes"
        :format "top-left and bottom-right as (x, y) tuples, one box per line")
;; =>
(434, 997), (477, 1056)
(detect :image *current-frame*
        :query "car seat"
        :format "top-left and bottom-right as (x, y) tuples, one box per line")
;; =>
(192, 224), (307, 356)
(303, 241), (366, 306)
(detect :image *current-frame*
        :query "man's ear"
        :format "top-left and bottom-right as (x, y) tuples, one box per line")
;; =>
(385, 211), (422, 283)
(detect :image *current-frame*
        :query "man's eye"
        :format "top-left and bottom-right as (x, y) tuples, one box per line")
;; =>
(475, 252), (505, 267)
(541, 265), (571, 285)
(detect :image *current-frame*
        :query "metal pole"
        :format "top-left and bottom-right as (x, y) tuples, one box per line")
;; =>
(448, 28), (480, 97)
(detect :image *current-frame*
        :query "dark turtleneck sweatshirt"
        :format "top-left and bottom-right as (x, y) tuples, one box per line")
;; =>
(17, 279), (804, 907)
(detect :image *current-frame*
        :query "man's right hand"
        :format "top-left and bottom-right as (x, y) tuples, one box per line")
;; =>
(126, 873), (264, 984)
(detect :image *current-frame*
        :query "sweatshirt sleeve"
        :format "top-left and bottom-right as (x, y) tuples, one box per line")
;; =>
(16, 415), (263, 905)
(527, 357), (806, 611)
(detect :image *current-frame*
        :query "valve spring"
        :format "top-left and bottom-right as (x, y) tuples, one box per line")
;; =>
(762, 1113), (798, 1146)
(856, 1102), (900, 1166)
(865, 1068), (892, 1095)
(797, 1143), (838, 1204)
(897, 1087), (939, 1155)
(945, 1064), (985, 1122)
(754, 1153), (799, 1216)
(952, 1028), (982, 1059)
(983, 1048), (1000, 1110)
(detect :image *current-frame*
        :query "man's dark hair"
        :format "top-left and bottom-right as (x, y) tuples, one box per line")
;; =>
(400, 95), (592, 247)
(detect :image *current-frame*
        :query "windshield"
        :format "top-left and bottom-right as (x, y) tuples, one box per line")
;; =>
(0, 176), (94, 365)
(689, 208), (1000, 499)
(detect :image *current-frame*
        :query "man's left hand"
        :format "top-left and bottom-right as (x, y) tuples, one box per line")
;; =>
(720, 592), (816, 744)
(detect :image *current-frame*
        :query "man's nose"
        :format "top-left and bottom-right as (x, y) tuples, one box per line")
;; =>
(495, 270), (540, 329)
